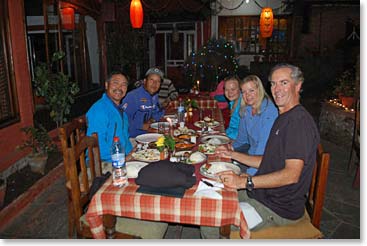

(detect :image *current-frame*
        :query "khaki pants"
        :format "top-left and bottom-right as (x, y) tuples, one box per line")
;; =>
(200, 190), (303, 239)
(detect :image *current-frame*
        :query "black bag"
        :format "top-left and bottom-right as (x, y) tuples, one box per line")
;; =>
(88, 171), (111, 200)
(135, 160), (196, 189)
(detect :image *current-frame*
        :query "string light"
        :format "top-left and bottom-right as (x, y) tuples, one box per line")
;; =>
(328, 99), (355, 112)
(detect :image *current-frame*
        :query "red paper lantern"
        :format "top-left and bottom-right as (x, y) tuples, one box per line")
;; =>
(260, 7), (273, 38)
(60, 7), (75, 30)
(130, 0), (143, 29)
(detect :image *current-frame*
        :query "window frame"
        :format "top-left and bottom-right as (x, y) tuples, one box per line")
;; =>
(0, 0), (20, 128)
(218, 15), (291, 59)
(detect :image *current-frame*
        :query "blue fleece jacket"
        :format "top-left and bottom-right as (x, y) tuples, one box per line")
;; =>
(233, 98), (278, 175)
(86, 93), (132, 162)
(226, 96), (242, 140)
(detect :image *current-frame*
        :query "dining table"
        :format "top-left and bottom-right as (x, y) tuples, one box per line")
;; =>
(85, 98), (250, 239)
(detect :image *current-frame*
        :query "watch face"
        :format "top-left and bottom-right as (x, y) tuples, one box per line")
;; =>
(247, 176), (254, 191)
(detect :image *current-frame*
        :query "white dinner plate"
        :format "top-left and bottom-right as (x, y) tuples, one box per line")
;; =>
(135, 133), (163, 144)
(200, 162), (241, 180)
(194, 120), (220, 128)
(150, 122), (170, 130)
(200, 135), (230, 145)
(126, 161), (148, 178)
(163, 114), (177, 119)
(132, 149), (161, 162)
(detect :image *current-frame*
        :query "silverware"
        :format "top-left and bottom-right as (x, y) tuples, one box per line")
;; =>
(201, 180), (214, 187)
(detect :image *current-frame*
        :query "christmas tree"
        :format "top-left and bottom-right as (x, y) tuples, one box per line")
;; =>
(184, 38), (238, 91)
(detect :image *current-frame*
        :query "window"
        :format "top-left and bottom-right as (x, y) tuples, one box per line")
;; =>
(219, 15), (291, 59)
(0, 0), (19, 128)
(25, 0), (101, 97)
(166, 32), (195, 66)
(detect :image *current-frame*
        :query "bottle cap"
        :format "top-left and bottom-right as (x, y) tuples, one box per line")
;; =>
(113, 136), (119, 142)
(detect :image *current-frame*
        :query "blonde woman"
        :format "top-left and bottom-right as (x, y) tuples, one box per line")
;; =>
(224, 76), (242, 139)
(232, 75), (278, 175)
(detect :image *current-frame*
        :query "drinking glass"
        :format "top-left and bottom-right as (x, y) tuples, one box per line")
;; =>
(158, 122), (165, 134)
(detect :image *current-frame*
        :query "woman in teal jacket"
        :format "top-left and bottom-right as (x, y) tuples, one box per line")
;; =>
(224, 76), (242, 140)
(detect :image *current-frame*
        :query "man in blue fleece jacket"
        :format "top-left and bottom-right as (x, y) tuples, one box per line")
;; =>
(122, 67), (165, 137)
(86, 71), (133, 162)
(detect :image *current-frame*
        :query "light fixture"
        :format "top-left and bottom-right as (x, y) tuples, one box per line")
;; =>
(130, 0), (143, 28)
(259, 7), (273, 38)
(60, 7), (75, 30)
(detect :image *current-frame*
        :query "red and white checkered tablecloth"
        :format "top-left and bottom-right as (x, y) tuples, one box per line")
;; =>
(169, 99), (218, 109)
(85, 99), (250, 239)
(85, 178), (250, 239)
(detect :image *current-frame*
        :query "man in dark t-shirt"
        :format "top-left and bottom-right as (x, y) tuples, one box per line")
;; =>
(200, 63), (320, 238)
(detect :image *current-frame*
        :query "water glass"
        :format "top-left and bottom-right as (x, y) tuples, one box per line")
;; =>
(158, 122), (165, 134)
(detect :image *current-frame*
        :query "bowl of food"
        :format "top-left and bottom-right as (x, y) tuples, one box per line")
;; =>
(187, 151), (207, 164)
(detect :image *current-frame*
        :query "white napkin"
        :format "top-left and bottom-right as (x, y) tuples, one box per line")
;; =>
(239, 202), (263, 229)
(193, 180), (223, 200)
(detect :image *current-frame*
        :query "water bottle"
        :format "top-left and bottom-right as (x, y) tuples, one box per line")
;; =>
(177, 98), (185, 124)
(111, 136), (128, 187)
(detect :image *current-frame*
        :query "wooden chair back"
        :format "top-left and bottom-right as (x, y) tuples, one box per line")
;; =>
(307, 144), (330, 229)
(66, 134), (102, 237)
(59, 115), (96, 238)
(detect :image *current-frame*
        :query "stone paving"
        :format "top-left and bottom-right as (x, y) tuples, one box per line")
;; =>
(0, 139), (360, 239)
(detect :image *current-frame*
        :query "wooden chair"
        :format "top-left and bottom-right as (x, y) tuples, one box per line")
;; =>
(230, 144), (330, 239)
(59, 115), (88, 238)
(59, 117), (168, 239)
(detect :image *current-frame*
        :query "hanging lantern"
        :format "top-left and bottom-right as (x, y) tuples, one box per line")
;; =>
(260, 7), (273, 38)
(130, 0), (143, 28)
(60, 7), (75, 30)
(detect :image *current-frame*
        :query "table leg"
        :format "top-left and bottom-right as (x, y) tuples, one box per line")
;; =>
(103, 214), (116, 239)
(220, 225), (231, 239)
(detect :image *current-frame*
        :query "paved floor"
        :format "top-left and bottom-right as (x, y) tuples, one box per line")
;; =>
(0, 139), (360, 239)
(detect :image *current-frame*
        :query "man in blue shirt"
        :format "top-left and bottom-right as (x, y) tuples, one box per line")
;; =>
(122, 67), (165, 137)
(86, 71), (133, 162)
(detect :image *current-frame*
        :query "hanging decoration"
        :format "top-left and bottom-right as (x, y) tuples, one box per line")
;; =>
(130, 0), (144, 28)
(259, 7), (273, 38)
(60, 7), (75, 30)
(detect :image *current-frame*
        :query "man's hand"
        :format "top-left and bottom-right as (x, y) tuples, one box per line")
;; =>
(215, 145), (233, 158)
(142, 122), (151, 130)
(218, 170), (247, 189)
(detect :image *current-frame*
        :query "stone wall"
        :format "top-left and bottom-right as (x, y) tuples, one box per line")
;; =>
(319, 102), (355, 148)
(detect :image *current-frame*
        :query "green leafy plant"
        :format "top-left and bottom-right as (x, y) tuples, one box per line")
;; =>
(184, 99), (198, 110)
(333, 69), (356, 97)
(155, 135), (175, 152)
(17, 125), (57, 156)
(33, 51), (80, 127)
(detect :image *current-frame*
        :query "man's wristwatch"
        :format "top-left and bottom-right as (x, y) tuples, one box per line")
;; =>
(246, 176), (254, 191)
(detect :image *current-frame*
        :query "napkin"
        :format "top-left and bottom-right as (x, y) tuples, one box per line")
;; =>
(193, 180), (223, 200)
(239, 202), (263, 229)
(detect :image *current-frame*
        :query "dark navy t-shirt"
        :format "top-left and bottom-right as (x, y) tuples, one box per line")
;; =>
(248, 104), (320, 220)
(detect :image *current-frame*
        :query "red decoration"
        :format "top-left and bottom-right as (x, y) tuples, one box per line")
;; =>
(130, 0), (143, 28)
(260, 7), (273, 38)
(60, 7), (75, 30)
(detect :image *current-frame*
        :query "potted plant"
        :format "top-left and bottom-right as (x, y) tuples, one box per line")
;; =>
(155, 135), (176, 160)
(17, 125), (57, 175)
(33, 51), (79, 127)
(333, 69), (356, 108)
